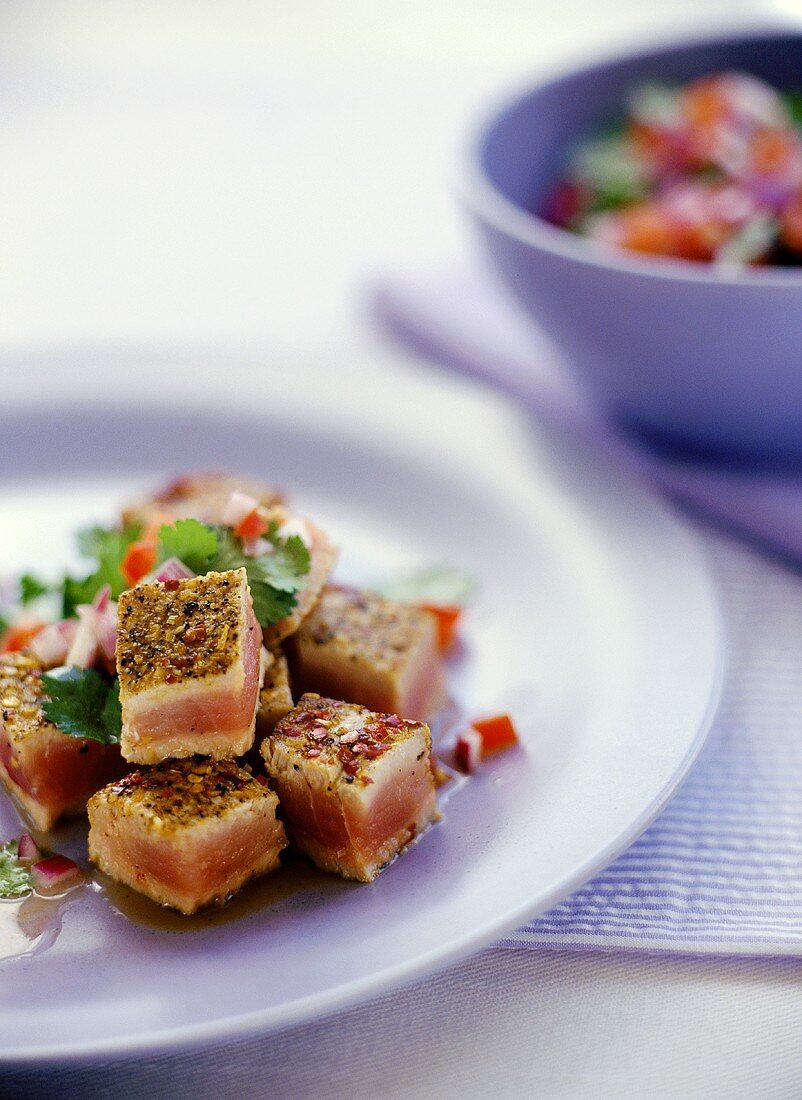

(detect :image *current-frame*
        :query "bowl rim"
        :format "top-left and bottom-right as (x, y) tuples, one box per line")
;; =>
(460, 23), (802, 289)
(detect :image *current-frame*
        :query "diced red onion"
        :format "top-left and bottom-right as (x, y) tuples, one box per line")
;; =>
(719, 72), (789, 130)
(94, 603), (119, 664)
(31, 855), (83, 895)
(709, 184), (755, 225)
(221, 490), (260, 528)
(58, 618), (78, 644)
(91, 584), (111, 614)
(29, 622), (70, 667)
(242, 536), (274, 558)
(66, 610), (98, 669)
(747, 174), (801, 214)
(454, 727), (482, 773)
(66, 598), (119, 667)
(661, 182), (708, 226)
(17, 833), (41, 862)
(152, 556), (194, 583)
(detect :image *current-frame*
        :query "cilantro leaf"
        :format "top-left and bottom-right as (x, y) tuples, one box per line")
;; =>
(62, 574), (100, 618)
(157, 519), (218, 574)
(378, 565), (475, 605)
(42, 667), (121, 745)
(0, 612), (9, 637)
(0, 840), (32, 899)
(145, 517), (311, 627)
(786, 90), (802, 128)
(244, 581), (298, 627)
(101, 677), (122, 739)
(210, 525), (311, 627)
(19, 574), (50, 605)
(62, 524), (141, 616)
(260, 526), (312, 590)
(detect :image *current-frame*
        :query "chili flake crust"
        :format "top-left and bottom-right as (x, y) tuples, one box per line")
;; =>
(116, 569), (248, 694)
(268, 693), (428, 786)
(262, 693), (440, 882)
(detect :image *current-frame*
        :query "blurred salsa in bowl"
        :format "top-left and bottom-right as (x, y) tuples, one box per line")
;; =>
(544, 70), (802, 268)
(463, 29), (802, 458)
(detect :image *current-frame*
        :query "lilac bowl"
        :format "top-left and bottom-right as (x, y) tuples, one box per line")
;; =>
(463, 29), (802, 459)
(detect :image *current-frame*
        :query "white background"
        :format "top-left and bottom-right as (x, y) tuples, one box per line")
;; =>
(1, 2), (800, 1097)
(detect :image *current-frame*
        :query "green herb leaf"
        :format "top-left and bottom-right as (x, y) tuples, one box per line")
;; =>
(786, 90), (802, 128)
(62, 524), (142, 616)
(255, 524), (312, 593)
(19, 574), (50, 605)
(378, 565), (475, 605)
(42, 667), (121, 745)
(147, 517), (311, 627)
(101, 677), (122, 739)
(571, 135), (649, 213)
(157, 519), (218, 574)
(211, 524), (311, 627)
(0, 612), (9, 637)
(0, 840), (32, 899)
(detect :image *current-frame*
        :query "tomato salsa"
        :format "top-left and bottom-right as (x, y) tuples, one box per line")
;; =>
(544, 71), (802, 266)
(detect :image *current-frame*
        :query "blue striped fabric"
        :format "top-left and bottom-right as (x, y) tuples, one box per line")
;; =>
(506, 533), (802, 955)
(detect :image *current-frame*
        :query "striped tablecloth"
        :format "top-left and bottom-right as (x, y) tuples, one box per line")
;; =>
(509, 529), (802, 954)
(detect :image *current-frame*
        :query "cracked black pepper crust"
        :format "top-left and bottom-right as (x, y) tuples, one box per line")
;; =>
(295, 585), (435, 673)
(0, 653), (52, 745)
(116, 569), (248, 694)
(94, 756), (275, 829)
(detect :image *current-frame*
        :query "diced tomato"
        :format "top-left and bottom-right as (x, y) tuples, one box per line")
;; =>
(471, 714), (519, 757)
(419, 603), (462, 652)
(120, 540), (158, 587)
(0, 620), (45, 653)
(682, 78), (729, 132)
(616, 203), (679, 256)
(454, 727), (482, 773)
(235, 508), (268, 541)
(750, 128), (799, 175)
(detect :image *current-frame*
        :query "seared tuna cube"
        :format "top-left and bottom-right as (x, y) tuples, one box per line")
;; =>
(0, 653), (126, 831)
(116, 569), (263, 764)
(88, 757), (286, 914)
(286, 586), (446, 721)
(256, 647), (294, 735)
(263, 514), (338, 645)
(262, 693), (440, 882)
(121, 472), (284, 530)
